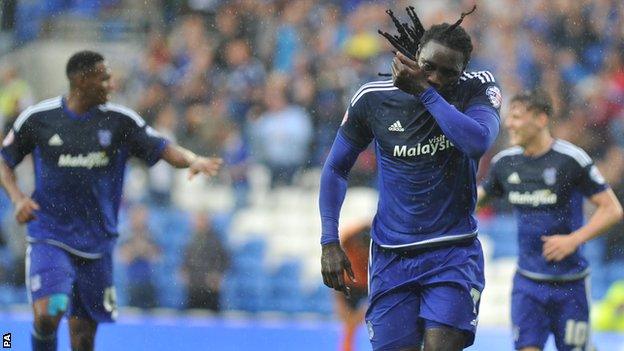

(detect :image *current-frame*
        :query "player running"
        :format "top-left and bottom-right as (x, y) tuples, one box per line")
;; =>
(0, 50), (222, 351)
(478, 90), (623, 351)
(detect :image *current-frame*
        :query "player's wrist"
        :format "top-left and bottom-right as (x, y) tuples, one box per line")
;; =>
(569, 231), (585, 247)
(321, 241), (341, 249)
(10, 192), (26, 205)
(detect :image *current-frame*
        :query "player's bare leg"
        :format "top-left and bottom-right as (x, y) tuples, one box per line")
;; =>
(68, 317), (98, 351)
(32, 295), (68, 350)
(422, 327), (466, 351)
(518, 347), (541, 351)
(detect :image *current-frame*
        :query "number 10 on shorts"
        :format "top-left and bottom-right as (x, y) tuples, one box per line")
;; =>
(564, 319), (587, 347)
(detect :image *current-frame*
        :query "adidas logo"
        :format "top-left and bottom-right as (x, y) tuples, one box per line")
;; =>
(507, 172), (521, 184)
(388, 120), (404, 132)
(48, 134), (63, 146)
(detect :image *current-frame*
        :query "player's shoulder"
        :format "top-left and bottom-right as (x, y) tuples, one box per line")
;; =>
(551, 139), (593, 167)
(13, 96), (63, 131)
(349, 79), (398, 107)
(459, 70), (498, 86)
(98, 102), (146, 127)
(491, 146), (523, 164)
(458, 70), (502, 109)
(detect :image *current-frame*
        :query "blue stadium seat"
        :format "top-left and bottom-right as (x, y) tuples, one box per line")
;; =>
(480, 215), (518, 258)
(268, 261), (304, 313)
(306, 284), (334, 315)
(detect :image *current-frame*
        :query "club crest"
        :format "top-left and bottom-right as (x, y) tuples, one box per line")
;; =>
(542, 167), (557, 186)
(98, 129), (112, 147)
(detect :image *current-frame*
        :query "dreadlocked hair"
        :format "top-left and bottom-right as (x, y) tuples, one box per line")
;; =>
(378, 5), (476, 64)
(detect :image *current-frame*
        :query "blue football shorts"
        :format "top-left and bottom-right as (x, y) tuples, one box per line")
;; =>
(511, 272), (591, 351)
(26, 242), (117, 322)
(365, 238), (485, 350)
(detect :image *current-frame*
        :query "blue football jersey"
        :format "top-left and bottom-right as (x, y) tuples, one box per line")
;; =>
(1, 96), (169, 257)
(482, 140), (608, 280)
(340, 71), (501, 248)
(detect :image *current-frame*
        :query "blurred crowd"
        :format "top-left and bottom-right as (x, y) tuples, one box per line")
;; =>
(0, 0), (624, 310)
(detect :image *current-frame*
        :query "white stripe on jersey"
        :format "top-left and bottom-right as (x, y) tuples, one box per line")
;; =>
(491, 146), (523, 164)
(552, 140), (592, 167)
(350, 80), (394, 103)
(14, 96), (62, 132)
(100, 103), (146, 127)
(460, 71), (496, 83)
(351, 86), (398, 107)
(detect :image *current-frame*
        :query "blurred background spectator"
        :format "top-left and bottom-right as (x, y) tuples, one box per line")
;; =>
(118, 204), (162, 309)
(181, 211), (230, 312)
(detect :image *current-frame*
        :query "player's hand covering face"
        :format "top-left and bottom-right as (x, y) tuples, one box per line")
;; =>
(321, 243), (356, 296)
(392, 41), (465, 96)
(187, 156), (223, 180)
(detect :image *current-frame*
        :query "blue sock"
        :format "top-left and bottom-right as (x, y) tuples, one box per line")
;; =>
(31, 329), (56, 351)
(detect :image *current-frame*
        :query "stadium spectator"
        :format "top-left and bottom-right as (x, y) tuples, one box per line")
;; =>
(0, 50), (222, 351)
(0, 64), (33, 136)
(118, 204), (161, 309)
(478, 90), (623, 351)
(181, 211), (230, 312)
(250, 74), (312, 188)
(320, 6), (501, 351)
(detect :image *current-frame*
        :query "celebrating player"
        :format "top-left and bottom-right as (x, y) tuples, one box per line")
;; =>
(478, 90), (623, 351)
(0, 50), (222, 351)
(320, 6), (501, 351)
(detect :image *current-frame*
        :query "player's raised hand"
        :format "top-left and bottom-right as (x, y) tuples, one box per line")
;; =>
(321, 242), (356, 297)
(188, 156), (223, 180)
(541, 234), (580, 262)
(392, 52), (430, 95)
(14, 196), (40, 224)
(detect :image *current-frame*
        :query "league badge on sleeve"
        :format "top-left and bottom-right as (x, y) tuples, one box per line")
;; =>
(98, 130), (112, 147)
(486, 86), (502, 109)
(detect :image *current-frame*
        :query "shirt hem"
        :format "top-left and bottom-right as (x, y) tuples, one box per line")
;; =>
(27, 237), (105, 259)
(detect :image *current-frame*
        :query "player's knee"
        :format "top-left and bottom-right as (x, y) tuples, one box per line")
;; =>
(34, 294), (68, 332)
(38, 293), (69, 316)
(33, 315), (60, 336)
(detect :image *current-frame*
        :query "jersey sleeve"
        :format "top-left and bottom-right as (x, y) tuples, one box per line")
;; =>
(338, 89), (374, 149)
(122, 112), (170, 166)
(481, 157), (505, 198)
(0, 113), (36, 168)
(462, 71), (503, 113)
(576, 160), (609, 197)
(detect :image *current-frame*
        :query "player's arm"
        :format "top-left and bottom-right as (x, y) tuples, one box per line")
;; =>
(320, 94), (373, 296)
(476, 186), (490, 210)
(0, 158), (39, 224)
(160, 143), (222, 179)
(542, 188), (623, 262)
(320, 132), (363, 295)
(0, 116), (39, 224)
(121, 109), (222, 179)
(393, 52), (500, 158)
(477, 157), (504, 210)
